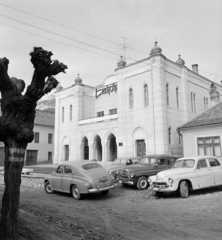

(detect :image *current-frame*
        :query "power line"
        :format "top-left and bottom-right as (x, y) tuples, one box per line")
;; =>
(0, 22), (117, 60)
(0, 13), (120, 57)
(0, 2), (149, 55)
(0, 12), (221, 79)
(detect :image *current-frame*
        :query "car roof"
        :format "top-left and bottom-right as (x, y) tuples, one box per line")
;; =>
(141, 154), (179, 158)
(58, 161), (99, 169)
(177, 156), (221, 161)
(115, 156), (141, 160)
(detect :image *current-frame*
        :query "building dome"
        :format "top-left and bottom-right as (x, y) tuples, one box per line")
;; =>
(56, 83), (63, 91)
(150, 41), (162, 56)
(176, 54), (185, 66)
(117, 56), (127, 68)
(75, 74), (82, 85)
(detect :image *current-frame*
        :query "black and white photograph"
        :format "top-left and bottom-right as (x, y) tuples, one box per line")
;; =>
(0, 0), (222, 239)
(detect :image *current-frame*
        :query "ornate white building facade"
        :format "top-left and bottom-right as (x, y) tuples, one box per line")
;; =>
(53, 42), (222, 164)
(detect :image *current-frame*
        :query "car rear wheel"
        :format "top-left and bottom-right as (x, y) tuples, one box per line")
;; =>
(180, 181), (189, 198)
(45, 181), (54, 194)
(71, 185), (82, 200)
(137, 177), (148, 190)
(100, 190), (109, 195)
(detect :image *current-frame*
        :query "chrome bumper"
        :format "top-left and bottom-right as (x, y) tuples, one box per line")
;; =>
(152, 184), (174, 192)
(119, 179), (134, 185)
(88, 183), (117, 193)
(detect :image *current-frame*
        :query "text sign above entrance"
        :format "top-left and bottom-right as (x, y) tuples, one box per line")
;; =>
(96, 83), (117, 98)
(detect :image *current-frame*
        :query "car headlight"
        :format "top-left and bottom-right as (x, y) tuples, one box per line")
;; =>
(130, 173), (134, 178)
(109, 170), (113, 175)
(168, 177), (173, 183)
(148, 178), (152, 183)
(116, 170), (119, 175)
(85, 181), (93, 189)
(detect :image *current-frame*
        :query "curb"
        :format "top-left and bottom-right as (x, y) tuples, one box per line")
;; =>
(0, 173), (45, 189)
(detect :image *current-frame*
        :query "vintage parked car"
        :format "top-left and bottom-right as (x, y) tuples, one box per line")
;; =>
(106, 157), (141, 180)
(119, 154), (179, 190)
(148, 156), (222, 198)
(44, 161), (117, 200)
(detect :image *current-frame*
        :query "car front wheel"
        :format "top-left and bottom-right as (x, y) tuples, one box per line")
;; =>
(71, 185), (82, 200)
(45, 181), (54, 194)
(180, 181), (189, 198)
(137, 177), (148, 190)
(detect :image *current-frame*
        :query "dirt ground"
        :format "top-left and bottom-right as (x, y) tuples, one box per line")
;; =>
(1, 183), (222, 240)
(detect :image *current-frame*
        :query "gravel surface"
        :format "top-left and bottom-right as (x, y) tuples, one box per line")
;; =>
(1, 184), (222, 239)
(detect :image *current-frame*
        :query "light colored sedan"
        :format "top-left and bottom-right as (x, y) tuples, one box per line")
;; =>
(148, 156), (222, 198)
(44, 161), (117, 200)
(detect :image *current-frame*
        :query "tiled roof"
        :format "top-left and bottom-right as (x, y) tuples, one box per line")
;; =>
(34, 109), (55, 127)
(178, 102), (222, 130)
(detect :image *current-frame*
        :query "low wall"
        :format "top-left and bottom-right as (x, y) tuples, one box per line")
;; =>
(0, 173), (45, 189)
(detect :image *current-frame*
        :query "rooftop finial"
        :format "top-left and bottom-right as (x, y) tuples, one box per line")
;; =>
(176, 53), (185, 66)
(75, 73), (82, 85)
(117, 55), (126, 68)
(150, 41), (162, 56)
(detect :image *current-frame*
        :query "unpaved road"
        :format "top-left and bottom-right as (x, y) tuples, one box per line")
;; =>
(1, 184), (222, 240)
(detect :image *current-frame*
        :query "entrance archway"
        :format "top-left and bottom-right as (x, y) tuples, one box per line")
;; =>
(94, 135), (102, 161)
(82, 137), (89, 160)
(107, 134), (117, 161)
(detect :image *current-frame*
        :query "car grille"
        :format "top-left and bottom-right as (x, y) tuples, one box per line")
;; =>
(153, 182), (167, 186)
(120, 170), (129, 178)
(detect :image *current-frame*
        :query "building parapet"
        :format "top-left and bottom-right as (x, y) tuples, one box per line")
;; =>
(79, 114), (118, 125)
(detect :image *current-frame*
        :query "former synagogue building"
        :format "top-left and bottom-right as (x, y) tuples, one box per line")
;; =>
(53, 42), (222, 164)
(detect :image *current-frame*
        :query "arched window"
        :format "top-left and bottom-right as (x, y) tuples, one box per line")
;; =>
(191, 92), (193, 112)
(70, 105), (72, 121)
(193, 93), (196, 113)
(176, 87), (179, 108)
(144, 84), (149, 106)
(166, 83), (169, 106)
(206, 98), (208, 110)
(204, 97), (206, 110)
(168, 127), (171, 144)
(62, 107), (64, 122)
(129, 88), (134, 109)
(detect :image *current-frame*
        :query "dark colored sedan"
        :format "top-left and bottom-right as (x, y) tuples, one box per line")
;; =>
(119, 154), (180, 190)
(106, 157), (141, 180)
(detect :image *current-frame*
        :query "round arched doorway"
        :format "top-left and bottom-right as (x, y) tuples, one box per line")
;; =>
(94, 135), (102, 161)
(82, 137), (89, 160)
(107, 133), (117, 161)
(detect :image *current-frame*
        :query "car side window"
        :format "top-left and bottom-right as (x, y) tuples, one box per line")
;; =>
(157, 159), (166, 165)
(64, 166), (73, 174)
(197, 159), (208, 169)
(208, 158), (221, 167)
(57, 166), (64, 174)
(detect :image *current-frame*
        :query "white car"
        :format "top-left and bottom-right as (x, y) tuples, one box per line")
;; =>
(148, 156), (222, 198)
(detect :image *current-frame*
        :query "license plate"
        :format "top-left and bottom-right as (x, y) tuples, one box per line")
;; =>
(99, 176), (107, 182)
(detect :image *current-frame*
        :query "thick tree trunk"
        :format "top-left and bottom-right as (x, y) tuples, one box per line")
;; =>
(0, 140), (26, 240)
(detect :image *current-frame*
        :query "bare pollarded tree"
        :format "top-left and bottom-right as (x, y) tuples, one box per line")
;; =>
(0, 47), (67, 240)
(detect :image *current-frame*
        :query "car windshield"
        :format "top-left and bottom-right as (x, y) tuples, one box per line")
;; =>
(82, 163), (102, 170)
(173, 159), (195, 168)
(139, 157), (156, 164)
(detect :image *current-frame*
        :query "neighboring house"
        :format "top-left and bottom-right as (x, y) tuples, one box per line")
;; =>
(178, 84), (222, 157)
(0, 109), (55, 166)
(53, 42), (222, 164)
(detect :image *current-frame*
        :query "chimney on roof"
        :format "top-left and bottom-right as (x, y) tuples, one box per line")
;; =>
(209, 83), (220, 107)
(192, 64), (198, 74)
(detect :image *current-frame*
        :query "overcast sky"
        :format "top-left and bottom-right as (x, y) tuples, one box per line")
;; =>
(0, 0), (222, 92)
